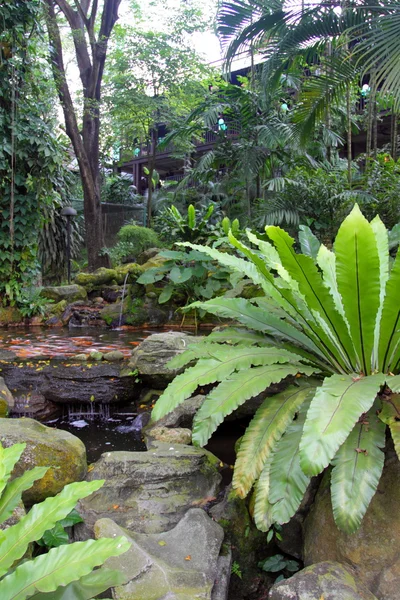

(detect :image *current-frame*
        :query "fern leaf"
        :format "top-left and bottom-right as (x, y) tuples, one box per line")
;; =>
(233, 382), (315, 498)
(206, 327), (268, 345)
(299, 373), (386, 476)
(267, 397), (313, 525)
(253, 457), (274, 532)
(0, 538), (130, 600)
(193, 362), (314, 446)
(370, 216), (390, 371)
(379, 393), (400, 460)
(378, 249), (400, 373)
(0, 480), (104, 577)
(331, 403), (385, 533)
(316, 244), (347, 322)
(30, 568), (127, 600)
(0, 444), (26, 498)
(0, 467), (48, 526)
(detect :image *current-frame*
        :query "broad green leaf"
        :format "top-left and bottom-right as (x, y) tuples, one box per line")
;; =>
(0, 444), (26, 498)
(39, 522), (69, 548)
(206, 327), (269, 346)
(379, 393), (400, 460)
(266, 225), (357, 372)
(233, 383), (314, 498)
(189, 297), (324, 358)
(378, 248), (400, 373)
(300, 373), (385, 476)
(267, 396), (313, 525)
(388, 222), (400, 250)
(253, 457), (273, 532)
(187, 204), (196, 229)
(136, 268), (166, 285)
(335, 205), (381, 374)
(152, 345), (308, 424)
(30, 568), (126, 600)
(386, 375), (400, 392)
(316, 244), (347, 321)
(331, 404), (385, 533)
(0, 467), (48, 525)
(370, 216), (390, 371)
(193, 363), (315, 446)
(169, 266), (193, 284)
(298, 225), (320, 258)
(0, 537), (130, 600)
(158, 285), (174, 304)
(0, 480), (104, 577)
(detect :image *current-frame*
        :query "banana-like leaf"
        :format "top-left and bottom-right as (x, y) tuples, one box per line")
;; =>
(0, 538), (130, 600)
(386, 374), (400, 392)
(0, 467), (48, 526)
(0, 444), (26, 498)
(316, 244), (347, 322)
(334, 205), (381, 375)
(188, 298), (324, 357)
(300, 372), (386, 476)
(331, 403), (385, 533)
(206, 327), (269, 346)
(152, 345), (308, 423)
(233, 383), (314, 498)
(266, 225), (357, 372)
(253, 457), (274, 532)
(378, 393), (400, 460)
(298, 225), (320, 259)
(370, 216), (390, 371)
(0, 480), (104, 577)
(193, 363), (315, 446)
(29, 567), (127, 600)
(377, 248), (400, 373)
(267, 396), (313, 525)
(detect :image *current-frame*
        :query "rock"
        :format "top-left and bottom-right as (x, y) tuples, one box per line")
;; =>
(73, 353), (88, 361)
(116, 413), (150, 434)
(114, 263), (144, 285)
(49, 300), (68, 316)
(147, 426), (192, 445)
(149, 394), (205, 428)
(75, 268), (119, 289)
(101, 286), (123, 303)
(129, 332), (203, 387)
(95, 509), (225, 600)
(89, 350), (103, 361)
(100, 301), (127, 327)
(0, 418), (87, 505)
(0, 376), (14, 417)
(212, 546), (232, 600)
(103, 350), (124, 362)
(137, 247), (161, 265)
(303, 452), (400, 599)
(140, 254), (168, 271)
(269, 561), (378, 600)
(11, 391), (61, 421)
(75, 442), (221, 536)
(2, 361), (134, 406)
(0, 306), (22, 325)
(41, 285), (87, 303)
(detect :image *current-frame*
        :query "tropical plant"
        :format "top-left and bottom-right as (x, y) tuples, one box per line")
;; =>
(151, 204), (400, 534)
(156, 204), (218, 244)
(106, 224), (161, 265)
(0, 441), (130, 599)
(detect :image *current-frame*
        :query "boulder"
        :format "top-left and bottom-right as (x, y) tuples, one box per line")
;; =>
(103, 350), (125, 362)
(11, 391), (61, 421)
(303, 452), (400, 600)
(75, 268), (120, 289)
(40, 285), (87, 303)
(0, 306), (22, 326)
(75, 442), (221, 536)
(149, 394), (205, 429)
(137, 247), (161, 265)
(129, 332), (203, 387)
(95, 510), (226, 600)
(0, 418), (87, 504)
(0, 376), (14, 417)
(269, 561), (378, 600)
(148, 426), (192, 445)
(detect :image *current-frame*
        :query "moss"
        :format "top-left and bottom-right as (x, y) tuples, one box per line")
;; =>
(75, 268), (119, 290)
(114, 263), (144, 285)
(50, 300), (67, 316)
(0, 306), (22, 325)
(0, 398), (8, 418)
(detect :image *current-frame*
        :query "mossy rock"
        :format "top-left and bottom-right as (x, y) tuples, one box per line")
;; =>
(114, 263), (144, 285)
(0, 418), (87, 505)
(40, 285), (87, 303)
(49, 299), (68, 317)
(75, 268), (119, 290)
(0, 306), (22, 325)
(0, 377), (14, 417)
(100, 300), (127, 326)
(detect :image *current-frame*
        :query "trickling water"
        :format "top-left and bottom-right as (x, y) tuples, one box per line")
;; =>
(66, 403), (111, 422)
(119, 272), (130, 328)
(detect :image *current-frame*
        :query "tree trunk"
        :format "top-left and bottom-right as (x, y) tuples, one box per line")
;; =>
(44, 0), (121, 271)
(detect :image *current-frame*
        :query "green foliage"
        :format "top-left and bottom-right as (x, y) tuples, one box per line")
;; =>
(107, 224), (161, 265)
(0, 442), (130, 599)
(258, 554), (300, 581)
(155, 204), (219, 244)
(152, 205), (400, 534)
(16, 288), (53, 319)
(136, 248), (234, 307)
(231, 561), (242, 579)
(37, 509), (83, 550)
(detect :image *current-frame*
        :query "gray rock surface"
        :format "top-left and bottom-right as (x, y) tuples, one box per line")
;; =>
(0, 418), (86, 505)
(95, 509), (226, 600)
(76, 442), (221, 536)
(129, 332), (202, 387)
(149, 394), (205, 429)
(147, 426), (192, 445)
(40, 284), (87, 303)
(269, 561), (378, 600)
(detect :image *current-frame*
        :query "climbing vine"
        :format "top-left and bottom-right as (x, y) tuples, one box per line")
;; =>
(0, 0), (68, 305)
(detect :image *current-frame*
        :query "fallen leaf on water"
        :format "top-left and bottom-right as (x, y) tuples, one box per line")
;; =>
(158, 541), (166, 546)
(184, 556), (191, 561)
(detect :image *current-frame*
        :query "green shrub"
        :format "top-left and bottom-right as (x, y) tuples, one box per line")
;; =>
(0, 442), (130, 599)
(107, 224), (162, 265)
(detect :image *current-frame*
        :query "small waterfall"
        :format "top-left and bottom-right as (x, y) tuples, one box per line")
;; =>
(118, 272), (130, 328)
(66, 403), (111, 422)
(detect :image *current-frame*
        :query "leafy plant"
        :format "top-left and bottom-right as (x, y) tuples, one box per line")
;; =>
(231, 560), (242, 579)
(0, 442), (130, 599)
(258, 554), (300, 582)
(156, 204), (218, 244)
(151, 205), (400, 534)
(36, 509), (83, 550)
(107, 224), (161, 264)
(136, 248), (233, 306)
(15, 288), (53, 319)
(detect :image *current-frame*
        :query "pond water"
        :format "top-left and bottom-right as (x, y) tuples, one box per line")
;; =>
(0, 326), (156, 359)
